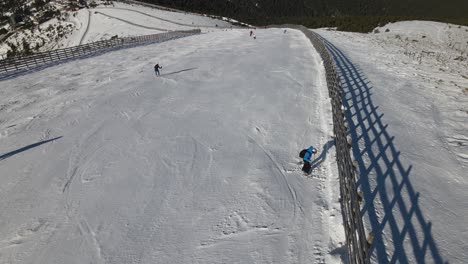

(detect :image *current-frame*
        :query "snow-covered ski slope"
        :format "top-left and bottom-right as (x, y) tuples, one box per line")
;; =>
(0, 28), (344, 263)
(317, 21), (468, 264)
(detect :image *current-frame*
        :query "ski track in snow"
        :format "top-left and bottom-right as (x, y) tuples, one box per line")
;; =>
(247, 135), (300, 219)
(94, 11), (169, 31)
(79, 10), (92, 45)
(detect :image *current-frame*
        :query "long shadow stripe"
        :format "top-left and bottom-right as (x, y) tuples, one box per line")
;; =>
(0, 137), (62, 161)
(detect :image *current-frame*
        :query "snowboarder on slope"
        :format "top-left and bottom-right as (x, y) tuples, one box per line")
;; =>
(250, 30), (253, 36)
(299, 146), (317, 173)
(154, 63), (162, 76)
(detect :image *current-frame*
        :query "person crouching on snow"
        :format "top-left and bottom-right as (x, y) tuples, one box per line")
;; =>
(299, 146), (317, 173)
(154, 63), (162, 76)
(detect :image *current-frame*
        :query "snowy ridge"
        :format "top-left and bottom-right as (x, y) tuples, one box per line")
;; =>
(115, 0), (249, 26)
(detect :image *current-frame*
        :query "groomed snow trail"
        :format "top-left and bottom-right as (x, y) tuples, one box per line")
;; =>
(79, 10), (92, 45)
(0, 29), (338, 263)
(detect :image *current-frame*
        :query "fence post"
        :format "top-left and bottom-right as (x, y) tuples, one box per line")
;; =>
(54, 50), (59, 61)
(63, 48), (69, 60)
(1, 61), (7, 73)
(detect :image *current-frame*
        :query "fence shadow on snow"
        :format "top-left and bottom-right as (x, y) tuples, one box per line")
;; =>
(321, 37), (446, 264)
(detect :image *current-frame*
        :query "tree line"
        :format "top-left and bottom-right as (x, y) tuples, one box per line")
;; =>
(135, 0), (468, 32)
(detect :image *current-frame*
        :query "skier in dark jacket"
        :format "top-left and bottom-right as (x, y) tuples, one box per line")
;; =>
(299, 146), (317, 173)
(154, 64), (162, 76)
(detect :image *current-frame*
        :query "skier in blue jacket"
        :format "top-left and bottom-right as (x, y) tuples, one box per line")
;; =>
(299, 146), (317, 173)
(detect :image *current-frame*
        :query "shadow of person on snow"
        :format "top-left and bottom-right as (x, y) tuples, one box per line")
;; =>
(0, 136), (63, 162)
(310, 139), (335, 170)
(160, 67), (197, 77)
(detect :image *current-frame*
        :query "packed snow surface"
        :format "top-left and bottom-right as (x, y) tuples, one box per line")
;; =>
(0, 29), (343, 263)
(317, 20), (468, 263)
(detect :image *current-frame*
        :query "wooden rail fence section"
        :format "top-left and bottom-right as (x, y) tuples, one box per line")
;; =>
(0, 29), (201, 77)
(300, 26), (371, 264)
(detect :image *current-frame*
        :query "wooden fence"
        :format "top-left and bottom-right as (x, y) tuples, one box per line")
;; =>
(0, 29), (201, 78)
(268, 25), (371, 263)
(306, 28), (371, 264)
(301, 26), (371, 264)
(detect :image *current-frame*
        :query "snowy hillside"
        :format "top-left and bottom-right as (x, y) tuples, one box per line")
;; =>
(2, 1), (467, 262)
(0, 28), (345, 263)
(317, 21), (468, 263)
(0, 1), (233, 57)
